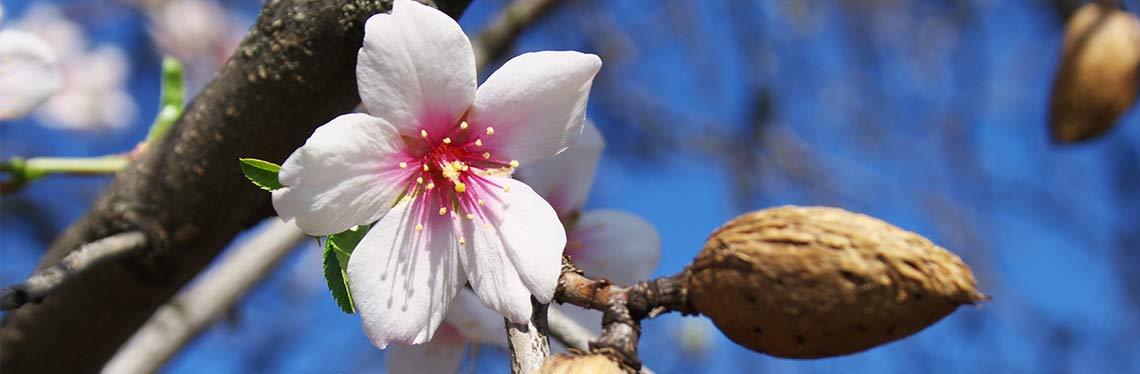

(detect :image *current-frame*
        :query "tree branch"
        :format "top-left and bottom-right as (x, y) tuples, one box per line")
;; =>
(546, 306), (593, 352)
(472, 0), (563, 67)
(0, 232), (147, 310)
(553, 258), (694, 370)
(101, 220), (306, 374)
(0, 1), (471, 372)
(506, 298), (551, 374)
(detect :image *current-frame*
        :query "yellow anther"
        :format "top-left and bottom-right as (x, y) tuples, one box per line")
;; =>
(459, 121), (469, 130)
(443, 137), (452, 144)
(504, 186), (511, 192)
(475, 139), (483, 147)
(485, 127), (495, 135)
(455, 182), (467, 193)
(482, 152), (491, 159)
(420, 129), (428, 138)
(439, 207), (448, 215)
(477, 199), (485, 206)
(461, 165), (469, 171)
(459, 237), (466, 245)
(466, 213), (474, 220)
(509, 160), (519, 168)
(416, 177), (424, 184)
(399, 162), (408, 169)
(427, 182), (436, 189)
(423, 164), (430, 171)
(415, 224), (424, 231)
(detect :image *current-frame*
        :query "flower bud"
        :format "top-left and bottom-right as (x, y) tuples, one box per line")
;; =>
(538, 353), (634, 374)
(1049, 4), (1140, 142)
(687, 206), (986, 358)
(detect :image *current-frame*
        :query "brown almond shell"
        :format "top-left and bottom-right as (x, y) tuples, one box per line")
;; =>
(688, 206), (986, 359)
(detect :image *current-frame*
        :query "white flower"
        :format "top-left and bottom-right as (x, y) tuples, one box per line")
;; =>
(7, 4), (135, 130)
(0, 30), (60, 120)
(385, 122), (662, 373)
(271, 0), (601, 348)
(0, 5), (61, 120)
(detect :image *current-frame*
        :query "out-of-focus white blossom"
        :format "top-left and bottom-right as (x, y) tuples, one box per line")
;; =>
(8, 4), (136, 130)
(146, 0), (245, 88)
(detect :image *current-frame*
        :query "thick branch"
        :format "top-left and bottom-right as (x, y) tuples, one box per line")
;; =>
(506, 298), (551, 374)
(102, 220), (306, 374)
(0, 1), (471, 372)
(0, 232), (146, 310)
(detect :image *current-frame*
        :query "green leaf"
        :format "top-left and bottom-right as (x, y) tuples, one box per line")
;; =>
(323, 225), (370, 314)
(239, 158), (284, 191)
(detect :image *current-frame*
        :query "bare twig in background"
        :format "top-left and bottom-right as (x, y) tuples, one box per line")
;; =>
(546, 307), (593, 352)
(101, 220), (306, 374)
(505, 299), (551, 374)
(0, 232), (146, 311)
(472, 0), (563, 67)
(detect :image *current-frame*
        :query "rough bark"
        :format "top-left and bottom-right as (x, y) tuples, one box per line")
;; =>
(0, 1), (470, 372)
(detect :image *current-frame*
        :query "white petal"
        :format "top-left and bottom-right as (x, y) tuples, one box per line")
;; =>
(515, 121), (604, 218)
(468, 51), (601, 164)
(471, 177), (565, 305)
(0, 30), (60, 120)
(272, 113), (413, 236)
(445, 290), (507, 346)
(386, 325), (467, 374)
(458, 213), (534, 324)
(356, 0), (476, 138)
(567, 210), (660, 285)
(348, 200), (466, 348)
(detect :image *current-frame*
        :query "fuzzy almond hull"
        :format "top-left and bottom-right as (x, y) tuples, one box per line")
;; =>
(688, 206), (987, 359)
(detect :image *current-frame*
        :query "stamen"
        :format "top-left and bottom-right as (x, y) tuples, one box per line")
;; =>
(459, 237), (466, 245)
(459, 121), (469, 130)
(443, 137), (452, 144)
(420, 129), (428, 138)
(427, 182), (436, 189)
(503, 185), (511, 192)
(475, 139), (483, 147)
(399, 162), (408, 169)
(439, 207), (448, 215)
(423, 164), (430, 171)
(509, 160), (519, 168)
(415, 224), (424, 231)
(477, 199), (485, 206)
(466, 213), (474, 220)
(455, 182), (467, 193)
(416, 177), (424, 184)
(485, 127), (495, 135)
(482, 152), (491, 159)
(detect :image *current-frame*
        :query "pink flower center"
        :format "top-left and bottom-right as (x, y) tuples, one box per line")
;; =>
(396, 120), (518, 245)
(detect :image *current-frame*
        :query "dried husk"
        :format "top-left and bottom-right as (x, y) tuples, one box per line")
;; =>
(1049, 3), (1140, 142)
(537, 352), (635, 374)
(688, 206), (986, 359)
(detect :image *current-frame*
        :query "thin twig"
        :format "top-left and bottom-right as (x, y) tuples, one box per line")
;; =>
(472, 0), (563, 67)
(101, 219), (306, 374)
(553, 258), (692, 370)
(505, 298), (551, 374)
(546, 307), (594, 352)
(0, 232), (147, 310)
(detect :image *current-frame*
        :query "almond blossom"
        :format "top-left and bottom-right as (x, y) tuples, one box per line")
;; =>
(271, 0), (600, 349)
(6, 3), (136, 130)
(0, 5), (61, 120)
(386, 122), (661, 373)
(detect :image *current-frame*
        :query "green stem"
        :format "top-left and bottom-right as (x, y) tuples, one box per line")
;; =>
(144, 57), (186, 144)
(1, 156), (128, 193)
